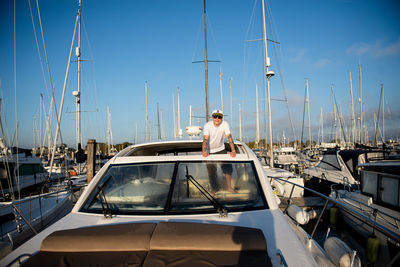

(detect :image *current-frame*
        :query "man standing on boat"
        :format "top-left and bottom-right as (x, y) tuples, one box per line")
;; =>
(202, 109), (236, 193)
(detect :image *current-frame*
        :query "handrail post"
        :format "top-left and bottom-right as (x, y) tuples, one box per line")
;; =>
(310, 198), (329, 240)
(11, 203), (38, 235)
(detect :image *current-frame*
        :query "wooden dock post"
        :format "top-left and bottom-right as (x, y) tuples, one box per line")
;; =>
(87, 139), (96, 183)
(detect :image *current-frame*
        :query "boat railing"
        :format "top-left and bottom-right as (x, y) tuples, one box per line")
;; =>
(3, 189), (70, 206)
(270, 176), (400, 247)
(0, 188), (72, 239)
(330, 186), (400, 231)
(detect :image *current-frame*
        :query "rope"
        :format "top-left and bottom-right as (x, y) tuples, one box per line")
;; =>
(375, 86), (383, 143)
(48, 12), (79, 177)
(13, 0), (21, 202)
(35, 0), (64, 145)
(27, 0), (50, 102)
(266, 1), (297, 142)
(0, 100), (15, 200)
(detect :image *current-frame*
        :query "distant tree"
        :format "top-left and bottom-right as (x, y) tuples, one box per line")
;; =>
(247, 141), (256, 149)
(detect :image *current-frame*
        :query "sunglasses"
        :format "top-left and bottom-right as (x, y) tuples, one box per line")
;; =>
(212, 115), (223, 119)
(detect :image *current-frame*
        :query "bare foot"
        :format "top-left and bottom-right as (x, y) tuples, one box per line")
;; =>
(209, 189), (217, 196)
(226, 188), (237, 193)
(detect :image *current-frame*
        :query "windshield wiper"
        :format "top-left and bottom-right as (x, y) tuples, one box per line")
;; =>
(185, 166), (227, 217)
(97, 176), (113, 218)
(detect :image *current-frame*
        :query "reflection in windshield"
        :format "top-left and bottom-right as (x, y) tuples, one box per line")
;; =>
(81, 161), (266, 215)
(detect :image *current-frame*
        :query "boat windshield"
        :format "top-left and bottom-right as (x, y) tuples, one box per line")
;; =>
(80, 161), (267, 215)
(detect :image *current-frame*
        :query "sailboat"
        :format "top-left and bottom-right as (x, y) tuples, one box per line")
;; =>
(0, 0), (91, 255)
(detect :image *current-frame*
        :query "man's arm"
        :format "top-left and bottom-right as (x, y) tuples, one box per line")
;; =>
(227, 134), (236, 157)
(202, 135), (209, 157)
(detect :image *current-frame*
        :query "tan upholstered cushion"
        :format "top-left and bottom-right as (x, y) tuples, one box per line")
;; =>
(150, 222), (267, 251)
(40, 223), (157, 252)
(143, 250), (272, 267)
(22, 251), (148, 267)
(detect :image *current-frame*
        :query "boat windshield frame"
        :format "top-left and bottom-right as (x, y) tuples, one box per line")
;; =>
(79, 160), (268, 215)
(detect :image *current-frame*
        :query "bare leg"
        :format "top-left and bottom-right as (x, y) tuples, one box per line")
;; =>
(224, 173), (236, 193)
(206, 163), (218, 193)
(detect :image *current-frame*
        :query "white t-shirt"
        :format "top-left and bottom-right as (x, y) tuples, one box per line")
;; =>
(203, 120), (231, 153)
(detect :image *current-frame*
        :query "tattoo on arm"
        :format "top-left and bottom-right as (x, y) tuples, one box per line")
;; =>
(227, 134), (235, 151)
(202, 137), (208, 153)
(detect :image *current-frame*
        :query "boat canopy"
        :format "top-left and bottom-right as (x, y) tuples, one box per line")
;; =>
(316, 151), (341, 171)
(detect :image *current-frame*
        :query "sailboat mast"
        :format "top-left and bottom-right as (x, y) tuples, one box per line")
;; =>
(320, 107), (324, 144)
(339, 104), (343, 144)
(374, 112), (378, 145)
(157, 102), (161, 140)
(255, 83), (260, 147)
(204, 0), (209, 121)
(230, 78), (233, 128)
(261, 0), (274, 167)
(239, 103), (242, 141)
(40, 93), (43, 156)
(381, 84), (385, 143)
(47, 99), (53, 160)
(135, 122), (137, 144)
(145, 81), (148, 141)
(189, 105), (192, 126)
(107, 105), (111, 154)
(219, 69), (224, 111)
(76, 0), (82, 148)
(172, 94), (176, 138)
(359, 64), (363, 144)
(350, 72), (356, 144)
(331, 85), (337, 144)
(306, 78), (311, 148)
(178, 87), (181, 137)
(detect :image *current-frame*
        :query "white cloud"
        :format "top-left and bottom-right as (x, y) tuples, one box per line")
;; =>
(286, 89), (304, 107)
(287, 47), (330, 69)
(346, 37), (400, 58)
(312, 59), (331, 69)
(289, 48), (308, 63)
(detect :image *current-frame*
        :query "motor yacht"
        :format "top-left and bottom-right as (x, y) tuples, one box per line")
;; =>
(2, 139), (354, 266)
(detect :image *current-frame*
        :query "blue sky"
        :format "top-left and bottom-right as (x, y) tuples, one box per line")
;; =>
(1, 0), (399, 149)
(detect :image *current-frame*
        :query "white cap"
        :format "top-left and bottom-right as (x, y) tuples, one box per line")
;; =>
(211, 109), (223, 117)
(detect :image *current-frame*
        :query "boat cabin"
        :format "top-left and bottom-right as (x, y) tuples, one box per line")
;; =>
(358, 161), (400, 211)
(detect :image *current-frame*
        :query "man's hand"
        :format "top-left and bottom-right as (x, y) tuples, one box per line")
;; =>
(202, 151), (209, 157)
(229, 151), (236, 157)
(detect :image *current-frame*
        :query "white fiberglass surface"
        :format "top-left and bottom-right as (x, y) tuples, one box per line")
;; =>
(0, 192), (70, 235)
(80, 161), (267, 215)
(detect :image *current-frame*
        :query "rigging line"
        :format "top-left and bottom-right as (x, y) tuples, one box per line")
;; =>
(191, 13), (203, 63)
(0, 88), (12, 154)
(14, 0), (21, 201)
(82, 17), (104, 140)
(266, 1), (297, 143)
(0, 99), (14, 200)
(35, 0), (64, 145)
(49, 10), (79, 178)
(375, 86), (383, 143)
(206, 15), (223, 63)
(242, 0), (258, 105)
(333, 93), (347, 144)
(27, 0), (50, 101)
